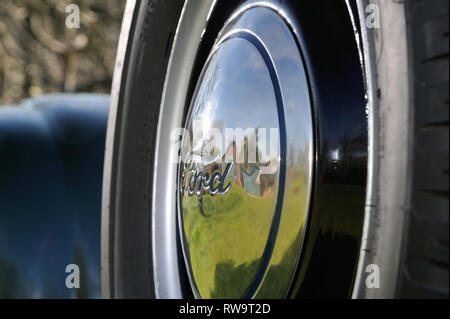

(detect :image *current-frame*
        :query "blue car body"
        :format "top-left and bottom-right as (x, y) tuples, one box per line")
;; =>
(0, 94), (108, 298)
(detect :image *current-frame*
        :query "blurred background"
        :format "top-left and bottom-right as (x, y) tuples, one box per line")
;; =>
(0, 0), (126, 106)
(0, 0), (125, 298)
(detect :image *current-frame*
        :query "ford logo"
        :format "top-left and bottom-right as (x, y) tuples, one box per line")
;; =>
(180, 162), (233, 196)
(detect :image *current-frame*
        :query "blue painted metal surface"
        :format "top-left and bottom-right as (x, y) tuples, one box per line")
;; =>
(0, 94), (108, 298)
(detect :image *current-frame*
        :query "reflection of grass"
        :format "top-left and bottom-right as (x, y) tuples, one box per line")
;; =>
(254, 230), (303, 298)
(183, 182), (275, 298)
(182, 172), (309, 298)
(254, 173), (308, 298)
(211, 230), (304, 299)
(211, 259), (260, 299)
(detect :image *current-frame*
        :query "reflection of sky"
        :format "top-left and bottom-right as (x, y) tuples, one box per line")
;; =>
(188, 9), (314, 169)
(191, 38), (279, 135)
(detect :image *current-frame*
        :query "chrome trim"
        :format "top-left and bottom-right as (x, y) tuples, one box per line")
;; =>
(352, 0), (379, 299)
(353, 0), (411, 299)
(152, 0), (218, 299)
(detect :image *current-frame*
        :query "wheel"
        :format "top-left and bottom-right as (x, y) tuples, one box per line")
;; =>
(102, 0), (448, 299)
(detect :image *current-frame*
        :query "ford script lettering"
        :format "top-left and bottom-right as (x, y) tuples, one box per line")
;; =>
(180, 162), (233, 196)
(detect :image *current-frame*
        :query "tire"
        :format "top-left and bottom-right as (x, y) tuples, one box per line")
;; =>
(103, 0), (449, 299)
(401, 0), (448, 298)
(102, 0), (185, 298)
(352, 0), (448, 299)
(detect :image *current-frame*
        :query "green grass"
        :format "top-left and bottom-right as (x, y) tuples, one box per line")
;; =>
(182, 172), (309, 298)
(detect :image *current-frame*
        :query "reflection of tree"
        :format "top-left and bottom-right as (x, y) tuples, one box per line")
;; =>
(221, 131), (277, 197)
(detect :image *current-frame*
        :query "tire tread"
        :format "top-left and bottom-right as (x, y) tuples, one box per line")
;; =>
(400, 0), (449, 298)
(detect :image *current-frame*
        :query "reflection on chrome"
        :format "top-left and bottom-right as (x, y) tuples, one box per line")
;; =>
(178, 5), (314, 299)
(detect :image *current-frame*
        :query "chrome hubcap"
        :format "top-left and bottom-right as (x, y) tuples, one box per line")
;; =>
(178, 6), (314, 299)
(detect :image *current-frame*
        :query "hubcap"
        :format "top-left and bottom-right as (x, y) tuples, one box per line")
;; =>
(178, 6), (314, 298)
